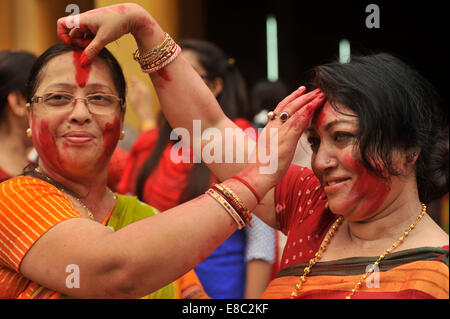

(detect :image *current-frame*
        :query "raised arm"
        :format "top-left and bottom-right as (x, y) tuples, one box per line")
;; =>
(57, 3), (324, 226)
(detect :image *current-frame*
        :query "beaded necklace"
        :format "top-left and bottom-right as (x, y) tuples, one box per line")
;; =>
(33, 167), (116, 221)
(290, 203), (427, 299)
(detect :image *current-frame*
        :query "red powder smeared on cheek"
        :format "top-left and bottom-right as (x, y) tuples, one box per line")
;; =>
(343, 153), (391, 218)
(73, 51), (91, 88)
(97, 117), (121, 167)
(33, 119), (64, 172)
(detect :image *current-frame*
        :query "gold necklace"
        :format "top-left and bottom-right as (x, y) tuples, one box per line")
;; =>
(290, 203), (427, 299)
(33, 167), (117, 221)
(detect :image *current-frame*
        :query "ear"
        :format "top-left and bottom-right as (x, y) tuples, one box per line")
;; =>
(210, 77), (223, 97)
(405, 147), (421, 165)
(7, 92), (28, 117)
(26, 102), (33, 131)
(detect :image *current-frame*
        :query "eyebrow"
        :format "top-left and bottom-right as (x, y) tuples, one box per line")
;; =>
(306, 119), (356, 133)
(44, 83), (113, 93)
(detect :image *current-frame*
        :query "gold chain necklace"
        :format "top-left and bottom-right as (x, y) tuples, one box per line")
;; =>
(33, 167), (116, 221)
(290, 203), (427, 299)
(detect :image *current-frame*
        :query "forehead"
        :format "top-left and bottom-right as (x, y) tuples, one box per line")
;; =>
(36, 52), (116, 93)
(310, 101), (358, 131)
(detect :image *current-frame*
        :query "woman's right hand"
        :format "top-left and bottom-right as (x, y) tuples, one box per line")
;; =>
(57, 3), (161, 66)
(239, 87), (325, 193)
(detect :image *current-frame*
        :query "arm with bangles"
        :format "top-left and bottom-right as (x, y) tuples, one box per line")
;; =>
(18, 168), (264, 298)
(79, 3), (324, 229)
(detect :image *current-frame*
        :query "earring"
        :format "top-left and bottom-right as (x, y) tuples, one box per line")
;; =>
(119, 130), (125, 140)
(406, 152), (417, 163)
(26, 128), (32, 137)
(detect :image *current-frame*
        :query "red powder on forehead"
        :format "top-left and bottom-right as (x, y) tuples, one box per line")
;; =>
(73, 51), (91, 88)
(343, 153), (390, 218)
(97, 117), (121, 168)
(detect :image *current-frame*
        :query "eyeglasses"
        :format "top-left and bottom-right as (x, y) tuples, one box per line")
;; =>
(31, 92), (123, 115)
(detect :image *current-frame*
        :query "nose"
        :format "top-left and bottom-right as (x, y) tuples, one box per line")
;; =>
(68, 98), (92, 124)
(312, 145), (338, 174)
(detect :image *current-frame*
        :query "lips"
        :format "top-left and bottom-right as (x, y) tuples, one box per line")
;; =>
(63, 131), (95, 143)
(323, 177), (351, 193)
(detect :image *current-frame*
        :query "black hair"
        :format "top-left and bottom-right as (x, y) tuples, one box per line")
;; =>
(26, 42), (126, 106)
(0, 50), (37, 124)
(313, 53), (448, 203)
(135, 39), (249, 203)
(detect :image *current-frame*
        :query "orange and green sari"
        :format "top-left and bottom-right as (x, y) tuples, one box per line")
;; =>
(262, 246), (449, 299)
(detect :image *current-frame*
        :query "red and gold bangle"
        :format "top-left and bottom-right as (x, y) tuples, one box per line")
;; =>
(133, 33), (181, 74)
(212, 183), (252, 227)
(206, 188), (245, 229)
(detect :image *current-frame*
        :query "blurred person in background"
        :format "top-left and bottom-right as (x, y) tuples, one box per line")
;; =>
(0, 51), (37, 181)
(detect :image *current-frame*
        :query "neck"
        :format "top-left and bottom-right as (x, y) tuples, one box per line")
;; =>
(345, 182), (423, 245)
(36, 162), (115, 221)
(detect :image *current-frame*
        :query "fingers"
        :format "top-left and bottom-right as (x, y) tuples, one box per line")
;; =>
(286, 94), (326, 133)
(80, 31), (108, 66)
(57, 17), (72, 46)
(274, 86), (307, 111)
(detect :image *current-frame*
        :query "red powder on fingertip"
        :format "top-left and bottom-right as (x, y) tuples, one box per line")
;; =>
(73, 51), (91, 88)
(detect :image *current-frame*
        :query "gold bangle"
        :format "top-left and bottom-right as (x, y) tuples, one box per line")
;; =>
(213, 183), (252, 226)
(206, 188), (245, 229)
(133, 33), (176, 68)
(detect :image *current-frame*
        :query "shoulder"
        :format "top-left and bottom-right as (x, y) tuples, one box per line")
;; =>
(110, 194), (161, 229)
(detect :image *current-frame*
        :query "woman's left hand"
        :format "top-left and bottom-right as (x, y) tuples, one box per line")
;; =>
(56, 3), (158, 66)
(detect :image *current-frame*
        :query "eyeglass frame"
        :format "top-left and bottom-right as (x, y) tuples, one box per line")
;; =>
(29, 92), (125, 115)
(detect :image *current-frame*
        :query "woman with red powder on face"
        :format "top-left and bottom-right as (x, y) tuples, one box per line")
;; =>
(57, 4), (449, 299)
(0, 4), (321, 299)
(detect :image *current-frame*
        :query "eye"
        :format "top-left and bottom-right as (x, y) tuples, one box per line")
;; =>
(44, 93), (72, 106)
(307, 136), (320, 151)
(87, 94), (114, 106)
(333, 132), (355, 144)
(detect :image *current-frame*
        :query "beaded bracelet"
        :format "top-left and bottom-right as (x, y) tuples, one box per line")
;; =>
(206, 188), (245, 229)
(141, 44), (181, 74)
(212, 183), (252, 227)
(133, 33), (181, 74)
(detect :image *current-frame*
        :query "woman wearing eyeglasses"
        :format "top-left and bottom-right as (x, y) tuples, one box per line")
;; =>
(0, 5), (323, 298)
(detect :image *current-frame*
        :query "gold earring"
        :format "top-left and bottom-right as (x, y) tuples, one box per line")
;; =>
(26, 128), (32, 137)
(119, 130), (125, 140)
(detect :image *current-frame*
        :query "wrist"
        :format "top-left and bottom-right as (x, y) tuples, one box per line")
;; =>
(235, 165), (276, 203)
(129, 6), (164, 50)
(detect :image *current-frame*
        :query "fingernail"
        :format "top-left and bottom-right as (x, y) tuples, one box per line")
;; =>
(80, 51), (89, 67)
(298, 86), (306, 91)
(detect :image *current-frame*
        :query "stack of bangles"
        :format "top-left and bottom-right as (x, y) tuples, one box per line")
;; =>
(133, 32), (181, 74)
(206, 177), (260, 230)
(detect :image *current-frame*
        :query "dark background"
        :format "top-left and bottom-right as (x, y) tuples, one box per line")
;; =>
(202, 0), (449, 115)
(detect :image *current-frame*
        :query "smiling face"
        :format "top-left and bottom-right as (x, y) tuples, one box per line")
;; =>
(306, 101), (395, 221)
(27, 51), (123, 179)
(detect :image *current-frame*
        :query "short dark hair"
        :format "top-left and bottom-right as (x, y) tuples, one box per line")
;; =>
(0, 50), (37, 123)
(26, 42), (126, 106)
(313, 53), (448, 203)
